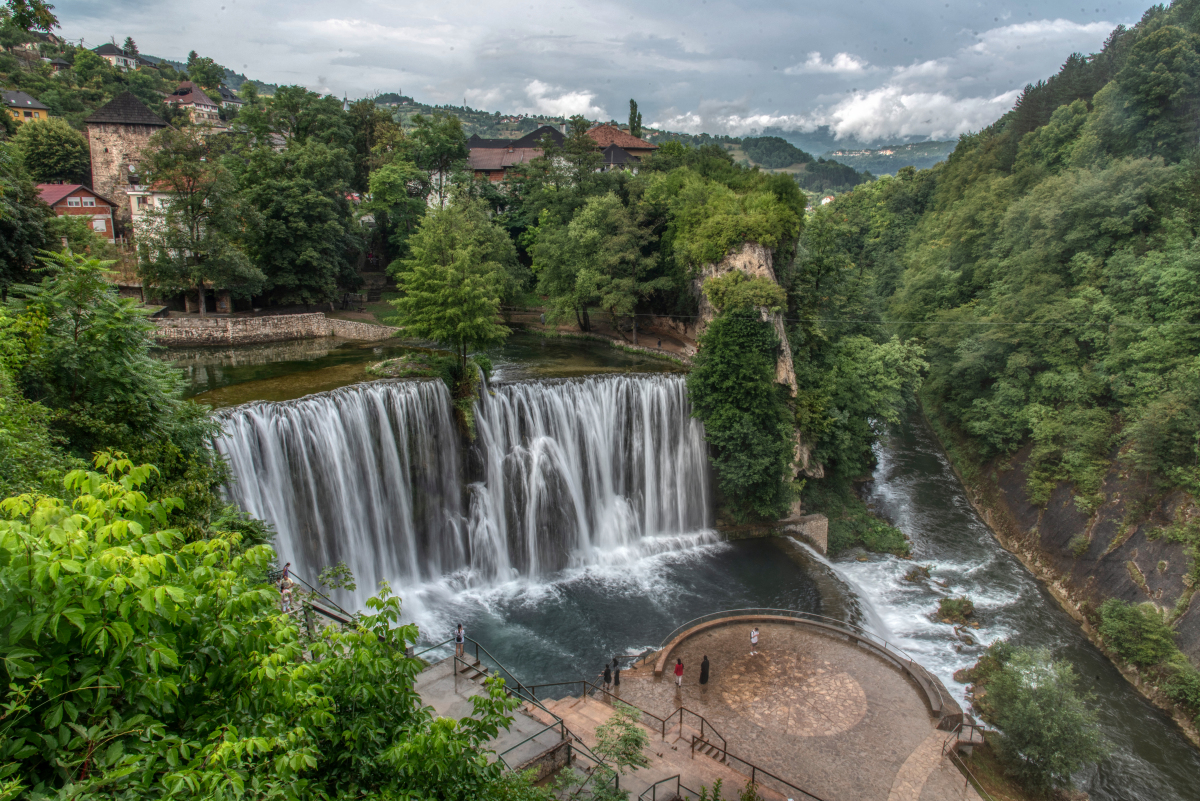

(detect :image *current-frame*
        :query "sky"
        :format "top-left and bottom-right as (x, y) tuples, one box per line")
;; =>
(54, 0), (1150, 144)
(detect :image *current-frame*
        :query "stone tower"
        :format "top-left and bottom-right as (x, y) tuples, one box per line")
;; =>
(84, 92), (168, 224)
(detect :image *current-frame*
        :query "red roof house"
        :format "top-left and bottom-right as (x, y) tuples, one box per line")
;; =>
(38, 184), (118, 242)
(585, 124), (657, 159)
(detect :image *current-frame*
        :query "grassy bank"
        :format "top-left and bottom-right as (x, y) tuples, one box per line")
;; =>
(801, 479), (910, 556)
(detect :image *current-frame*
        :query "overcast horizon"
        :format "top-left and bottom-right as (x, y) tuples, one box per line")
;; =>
(55, 0), (1146, 143)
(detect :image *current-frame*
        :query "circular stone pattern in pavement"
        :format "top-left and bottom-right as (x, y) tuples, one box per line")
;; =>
(721, 651), (868, 737)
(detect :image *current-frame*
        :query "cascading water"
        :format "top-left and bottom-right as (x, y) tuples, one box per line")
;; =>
(215, 380), (467, 606)
(214, 373), (712, 606)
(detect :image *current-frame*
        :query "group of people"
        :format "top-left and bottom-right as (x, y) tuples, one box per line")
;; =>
(671, 626), (760, 688)
(601, 658), (622, 692)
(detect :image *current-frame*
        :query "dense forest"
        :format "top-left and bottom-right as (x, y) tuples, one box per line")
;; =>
(810, 0), (1200, 718)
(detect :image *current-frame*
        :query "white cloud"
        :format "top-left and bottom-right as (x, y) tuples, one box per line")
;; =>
(520, 80), (607, 118)
(968, 18), (1113, 57)
(812, 86), (1020, 141)
(785, 51), (870, 75)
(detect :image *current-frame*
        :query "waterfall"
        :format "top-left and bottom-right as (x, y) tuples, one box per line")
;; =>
(214, 380), (466, 605)
(214, 374), (712, 605)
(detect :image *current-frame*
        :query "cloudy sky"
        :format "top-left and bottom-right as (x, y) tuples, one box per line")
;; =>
(55, 0), (1146, 143)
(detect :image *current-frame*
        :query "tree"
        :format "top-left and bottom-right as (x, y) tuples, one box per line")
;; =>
(137, 126), (264, 316)
(404, 111), (468, 209)
(593, 701), (650, 778)
(687, 307), (796, 522)
(122, 35), (137, 55)
(628, 98), (642, 138)
(388, 200), (515, 372)
(0, 453), (553, 801)
(346, 96), (401, 192)
(235, 138), (359, 306)
(0, 140), (49, 294)
(2, 0), (57, 31)
(368, 155), (428, 259)
(12, 116), (89, 183)
(185, 55), (226, 91)
(981, 643), (1108, 793)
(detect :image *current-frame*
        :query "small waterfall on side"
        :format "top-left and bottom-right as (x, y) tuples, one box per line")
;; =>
(214, 380), (466, 606)
(214, 373), (712, 606)
(469, 374), (712, 579)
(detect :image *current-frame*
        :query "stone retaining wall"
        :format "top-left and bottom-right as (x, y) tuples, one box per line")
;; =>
(152, 313), (399, 345)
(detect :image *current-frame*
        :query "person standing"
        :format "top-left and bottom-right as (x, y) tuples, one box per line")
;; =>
(280, 578), (294, 613)
(454, 623), (466, 658)
(612, 659), (621, 692)
(602, 663), (612, 692)
(674, 658), (684, 687)
(699, 655), (710, 685)
(750, 627), (759, 656)
(281, 562), (291, 582)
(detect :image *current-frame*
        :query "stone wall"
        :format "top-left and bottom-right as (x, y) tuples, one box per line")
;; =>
(152, 313), (399, 346)
(86, 122), (158, 220)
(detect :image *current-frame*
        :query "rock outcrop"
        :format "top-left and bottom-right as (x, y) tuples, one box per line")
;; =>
(693, 242), (822, 479)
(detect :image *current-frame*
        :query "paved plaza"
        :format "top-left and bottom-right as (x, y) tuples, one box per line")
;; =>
(616, 620), (981, 801)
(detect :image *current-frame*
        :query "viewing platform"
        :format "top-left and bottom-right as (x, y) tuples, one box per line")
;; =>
(412, 610), (985, 801)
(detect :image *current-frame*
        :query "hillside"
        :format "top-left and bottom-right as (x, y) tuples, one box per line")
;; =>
(821, 140), (956, 174)
(808, 0), (1200, 717)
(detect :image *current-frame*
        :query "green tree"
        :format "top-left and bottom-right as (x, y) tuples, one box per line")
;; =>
(185, 55), (226, 91)
(121, 35), (137, 55)
(235, 138), (359, 306)
(593, 701), (650, 777)
(0, 453), (552, 801)
(388, 200), (515, 372)
(368, 153), (427, 259)
(137, 126), (264, 316)
(13, 115), (90, 183)
(404, 111), (468, 209)
(0, 140), (49, 294)
(628, 98), (642, 139)
(982, 643), (1108, 793)
(687, 307), (796, 522)
(2, 0), (57, 31)
(1098, 598), (1179, 667)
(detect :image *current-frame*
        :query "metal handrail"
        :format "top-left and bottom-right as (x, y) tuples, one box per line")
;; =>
(496, 719), (566, 769)
(656, 608), (948, 712)
(638, 774), (699, 801)
(691, 735), (827, 801)
(941, 721), (997, 801)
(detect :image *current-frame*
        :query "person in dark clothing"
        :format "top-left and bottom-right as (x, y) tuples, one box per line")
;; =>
(602, 663), (612, 692)
(699, 655), (710, 685)
(612, 659), (621, 691)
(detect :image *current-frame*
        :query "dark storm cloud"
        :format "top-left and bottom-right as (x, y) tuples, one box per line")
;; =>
(55, 0), (1142, 141)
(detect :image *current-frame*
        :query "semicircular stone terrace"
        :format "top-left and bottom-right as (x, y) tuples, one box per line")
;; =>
(620, 616), (978, 801)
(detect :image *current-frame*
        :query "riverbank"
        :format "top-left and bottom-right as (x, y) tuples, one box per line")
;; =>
(919, 406), (1200, 749)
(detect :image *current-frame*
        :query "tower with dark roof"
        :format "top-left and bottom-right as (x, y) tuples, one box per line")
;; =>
(83, 92), (168, 222)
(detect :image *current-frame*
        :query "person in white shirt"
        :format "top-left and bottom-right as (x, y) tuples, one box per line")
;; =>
(750, 627), (759, 656)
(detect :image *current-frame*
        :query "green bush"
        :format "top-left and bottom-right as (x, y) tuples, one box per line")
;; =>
(938, 596), (975, 623)
(0, 454), (550, 800)
(1069, 534), (1090, 558)
(802, 480), (910, 556)
(1164, 657), (1200, 718)
(1097, 598), (1178, 667)
(979, 642), (1108, 793)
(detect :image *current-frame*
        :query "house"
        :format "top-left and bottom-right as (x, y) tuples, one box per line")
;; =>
(44, 57), (70, 73)
(165, 82), (223, 126)
(84, 92), (169, 219)
(215, 85), (246, 110)
(467, 125), (565, 150)
(3, 90), (51, 122)
(467, 147), (542, 182)
(38, 184), (118, 243)
(585, 124), (657, 160)
(601, 143), (639, 172)
(126, 183), (175, 228)
(93, 43), (140, 71)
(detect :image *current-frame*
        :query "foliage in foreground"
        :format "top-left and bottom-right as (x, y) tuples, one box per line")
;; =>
(970, 641), (1107, 794)
(0, 454), (549, 800)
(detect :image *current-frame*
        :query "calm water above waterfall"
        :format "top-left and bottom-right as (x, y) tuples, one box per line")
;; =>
(207, 338), (1199, 801)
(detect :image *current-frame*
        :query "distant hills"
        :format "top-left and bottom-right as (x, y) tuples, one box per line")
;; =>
(821, 141), (957, 174)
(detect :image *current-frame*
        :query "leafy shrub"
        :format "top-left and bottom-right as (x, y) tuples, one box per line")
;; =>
(1098, 598), (1177, 667)
(802, 480), (910, 556)
(976, 642), (1108, 793)
(702, 271), (787, 312)
(1164, 657), (1200, 718)
(938, 596), (976, 623)
(1069, 534), (1090, 558)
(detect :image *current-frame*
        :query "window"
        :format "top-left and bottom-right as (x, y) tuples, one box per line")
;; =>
(92, 219), (107, 233)
(137, 196), (148, 208)
(82, 197), (95, 207)
(66, 197), (81, 207)
(32, 112), (39, 119)
(23, 111), (32, 118)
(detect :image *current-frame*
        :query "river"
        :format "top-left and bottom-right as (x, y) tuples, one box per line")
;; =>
(181, 337), (1200, 801)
